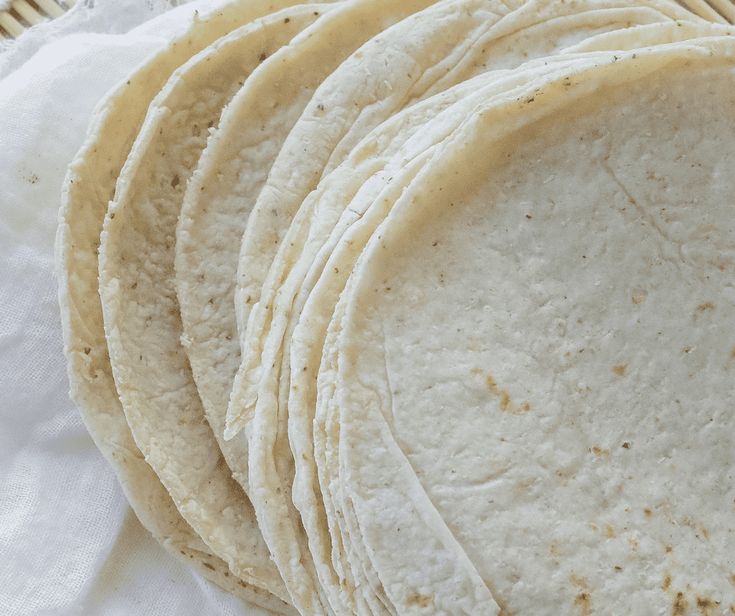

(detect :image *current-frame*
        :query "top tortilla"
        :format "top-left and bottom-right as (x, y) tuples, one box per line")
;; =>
(333, 39), (735, 614)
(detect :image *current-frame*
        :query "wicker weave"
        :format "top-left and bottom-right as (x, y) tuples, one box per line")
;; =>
(0, 0), (74, 39)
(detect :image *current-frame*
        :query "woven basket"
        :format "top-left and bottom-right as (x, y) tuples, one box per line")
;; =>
(0, 0), (75, 39)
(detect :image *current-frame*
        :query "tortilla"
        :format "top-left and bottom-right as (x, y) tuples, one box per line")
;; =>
(55, 0), (311, 611)
(332, 39), (735, 614)
(290, 21), (729, 600)
(318, 25), (734, 614)
(307, 26), (731, 611)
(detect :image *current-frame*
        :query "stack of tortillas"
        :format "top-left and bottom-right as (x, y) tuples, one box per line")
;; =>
(55, 0), (735, 613)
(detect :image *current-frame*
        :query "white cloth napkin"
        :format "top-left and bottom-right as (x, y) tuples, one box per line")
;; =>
(0, 4), (267, 614)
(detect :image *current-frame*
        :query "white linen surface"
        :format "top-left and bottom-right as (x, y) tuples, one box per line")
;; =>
(0, 3), (267, 614)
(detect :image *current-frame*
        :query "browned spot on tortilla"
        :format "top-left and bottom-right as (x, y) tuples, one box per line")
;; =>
(665, 544), (673, 553)
(730, 574), (735, 586)
(574, 592), (592, 616)
(622, 441), (631, 449)
(605, 524), (616, 538)
(696, 597), (718, 615)
(406, 593), (433, 608)
(570, 575), (588, 588)
(662, 574), (672, 591)
(730, 347), (735, 360)
(644, 508), (653, 518)
(628, 538), (639, 551)
(485, 373), (532, 415)
(673, 592), (688, 615)
(591, 446), (610, 457)
(549, 542), (561, 556)
(499, 390), (511, 412)
(202, 562), (215, 571)
(697, 302), (715, 312)
(612, 364), (627, 376)
(486, 374), (499, 393)
(702, 527), (710, 540)
(632, 288), (647, 304)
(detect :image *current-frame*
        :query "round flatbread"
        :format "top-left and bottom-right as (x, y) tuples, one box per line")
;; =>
(333, 38), (735, 614)
(288, 21), (729, 608)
